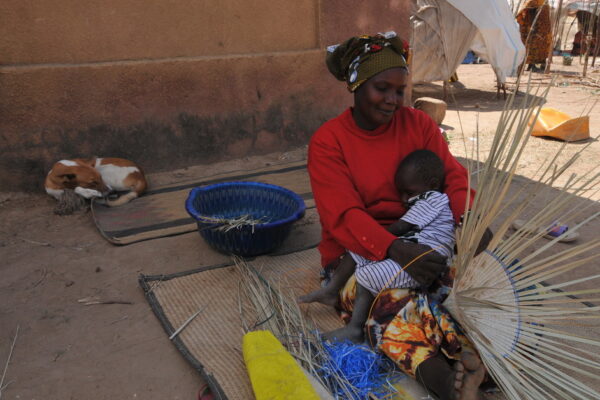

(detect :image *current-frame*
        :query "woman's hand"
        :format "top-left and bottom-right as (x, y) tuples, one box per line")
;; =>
(387, 240), (447, 287)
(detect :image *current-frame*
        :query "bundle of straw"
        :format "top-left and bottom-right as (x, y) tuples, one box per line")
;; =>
(198, 214), (269, 232)
(446, 76), (600, 399)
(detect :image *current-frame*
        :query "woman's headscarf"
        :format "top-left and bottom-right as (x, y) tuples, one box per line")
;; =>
(326, 31), (410, 92)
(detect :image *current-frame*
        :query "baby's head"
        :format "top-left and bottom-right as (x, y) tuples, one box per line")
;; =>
(394, 150), (445, 206)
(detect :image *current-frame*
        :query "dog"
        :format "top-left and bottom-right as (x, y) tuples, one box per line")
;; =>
(45, 157), (147, 206)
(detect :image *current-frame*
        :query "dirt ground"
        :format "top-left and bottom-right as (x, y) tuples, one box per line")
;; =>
(1, 56), (599, 400)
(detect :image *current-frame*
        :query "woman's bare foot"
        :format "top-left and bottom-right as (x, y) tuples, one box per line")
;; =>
(323, 325), (364, 343)
(452, 352), (485, 400)
(297, 287), (338, 307)
(416, 352), (485, 400)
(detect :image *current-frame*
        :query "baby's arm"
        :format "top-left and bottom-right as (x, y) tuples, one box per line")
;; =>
(387, 220), (416, 237)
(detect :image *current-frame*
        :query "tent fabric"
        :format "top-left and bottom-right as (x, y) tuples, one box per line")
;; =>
(410, 0), (525, 84)
(410, 0), (478, 83)
(450, 0), (525, 82)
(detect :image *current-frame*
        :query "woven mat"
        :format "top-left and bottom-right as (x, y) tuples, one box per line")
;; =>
(140, 245), (600, 399)
(92, 160), (313, 245)
(139, 247), (431, 400)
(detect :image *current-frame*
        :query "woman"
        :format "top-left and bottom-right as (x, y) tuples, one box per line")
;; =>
(307, 32), (489, 400)
(516, 0), (552, 72)
(572, 10), (600, 57)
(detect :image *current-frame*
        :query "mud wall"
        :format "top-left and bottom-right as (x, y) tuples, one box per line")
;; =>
(0, 0), (410, 192)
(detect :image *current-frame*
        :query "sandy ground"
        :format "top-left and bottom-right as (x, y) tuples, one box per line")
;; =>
(1, 57), (599, 399)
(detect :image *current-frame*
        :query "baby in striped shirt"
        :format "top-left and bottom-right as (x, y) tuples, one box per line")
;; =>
(300, 149), (456, 343)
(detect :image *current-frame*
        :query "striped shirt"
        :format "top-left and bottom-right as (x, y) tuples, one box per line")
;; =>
(400, 190), (455, 259)
(349, 190), (455, 294)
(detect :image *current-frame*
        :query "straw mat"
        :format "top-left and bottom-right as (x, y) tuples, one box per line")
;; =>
(139, 243), (598, 399)
(93, 160), (312, 245)
(139, 247), (433, 400)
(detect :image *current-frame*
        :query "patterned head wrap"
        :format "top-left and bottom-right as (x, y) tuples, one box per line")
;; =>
(326, 31), (410, 92)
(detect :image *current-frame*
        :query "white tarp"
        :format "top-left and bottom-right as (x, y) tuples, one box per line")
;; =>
(410, 0), (478, 83)
(410, 0), (526, 83)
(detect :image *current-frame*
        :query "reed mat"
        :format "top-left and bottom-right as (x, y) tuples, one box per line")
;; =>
(92, 160), (313, 245)
(139, 247), (432, 400)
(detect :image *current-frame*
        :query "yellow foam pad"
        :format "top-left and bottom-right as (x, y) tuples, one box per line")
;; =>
(529, 107), (590, 142)
(243, 330), (320, 400)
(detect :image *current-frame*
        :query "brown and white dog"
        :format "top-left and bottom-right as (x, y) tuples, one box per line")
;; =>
(45, 157), (147, 206)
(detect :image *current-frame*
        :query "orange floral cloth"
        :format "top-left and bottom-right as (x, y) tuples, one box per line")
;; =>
(516, 0), (552, 64)
(338, 267), (474, 376)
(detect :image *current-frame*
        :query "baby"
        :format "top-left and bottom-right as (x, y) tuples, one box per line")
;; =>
(299, 149), (455, 342)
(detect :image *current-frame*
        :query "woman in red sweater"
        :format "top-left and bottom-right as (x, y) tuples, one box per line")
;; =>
(306, 32), (490, 400)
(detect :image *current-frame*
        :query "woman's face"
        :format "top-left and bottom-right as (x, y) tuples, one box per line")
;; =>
(352, 67), (408, 130)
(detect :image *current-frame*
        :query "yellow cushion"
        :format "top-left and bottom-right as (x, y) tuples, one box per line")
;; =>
(529, 107), (590, 142)
(243, 330), (320, 400)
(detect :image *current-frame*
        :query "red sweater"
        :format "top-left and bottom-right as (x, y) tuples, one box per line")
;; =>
(308, 107), (473, 267)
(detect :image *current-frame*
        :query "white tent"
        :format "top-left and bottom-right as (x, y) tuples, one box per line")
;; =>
(410, 0), (526, 84)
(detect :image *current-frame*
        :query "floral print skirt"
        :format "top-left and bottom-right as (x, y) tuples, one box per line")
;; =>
(338, 267), (474, 376)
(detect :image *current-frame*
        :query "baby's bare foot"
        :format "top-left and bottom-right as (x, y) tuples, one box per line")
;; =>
(297, 287), (338, 307)
(323, 325), (364, 343)
(452, 352), (485, 400)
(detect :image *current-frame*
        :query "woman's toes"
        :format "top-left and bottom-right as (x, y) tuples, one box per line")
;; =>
(452, 352), (485, 400)
(454, 371), (464, 390)
(461, 352), (482, 372)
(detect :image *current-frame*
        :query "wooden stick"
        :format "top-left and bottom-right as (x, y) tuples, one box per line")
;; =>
(169, 305), (207, 340)
(77, 297), (133, 306)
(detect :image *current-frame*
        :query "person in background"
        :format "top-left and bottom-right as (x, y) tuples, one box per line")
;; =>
(571, 10), (600, 57)
(517, 0), (552, 72)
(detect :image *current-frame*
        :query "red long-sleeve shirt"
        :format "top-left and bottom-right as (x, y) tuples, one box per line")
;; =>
(308, 107), (474, 267)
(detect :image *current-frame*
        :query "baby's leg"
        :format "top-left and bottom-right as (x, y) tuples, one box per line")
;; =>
(323, 283), (374, 343)
(319, 256), (416, 341)
(416, 352), (485, 400)
(354, 257), (417, 294)
(298, 253), (356, 307)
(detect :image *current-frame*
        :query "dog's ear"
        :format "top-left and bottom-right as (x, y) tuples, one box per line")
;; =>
(79, 157), (97, 167)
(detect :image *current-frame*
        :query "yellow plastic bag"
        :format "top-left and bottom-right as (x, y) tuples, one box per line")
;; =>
(243, 330), (320, 400)
(529, 107), (589, 142)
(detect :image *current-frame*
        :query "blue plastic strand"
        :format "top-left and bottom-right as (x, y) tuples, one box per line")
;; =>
(318, 340), (401, 399)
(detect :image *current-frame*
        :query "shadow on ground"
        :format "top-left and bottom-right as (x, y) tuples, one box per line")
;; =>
(413, 82), (548, 113)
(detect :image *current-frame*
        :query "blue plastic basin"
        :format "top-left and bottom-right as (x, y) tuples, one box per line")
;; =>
(185, 181), (306, 257)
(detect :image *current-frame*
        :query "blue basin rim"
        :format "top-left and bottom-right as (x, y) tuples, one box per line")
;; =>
(184, 181), (306, 228)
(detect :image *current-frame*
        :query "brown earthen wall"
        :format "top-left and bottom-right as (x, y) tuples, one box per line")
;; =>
(0, 0), (410, 192)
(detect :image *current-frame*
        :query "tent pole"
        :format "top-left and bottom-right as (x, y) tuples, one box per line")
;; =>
(546, 0), (564, 73)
